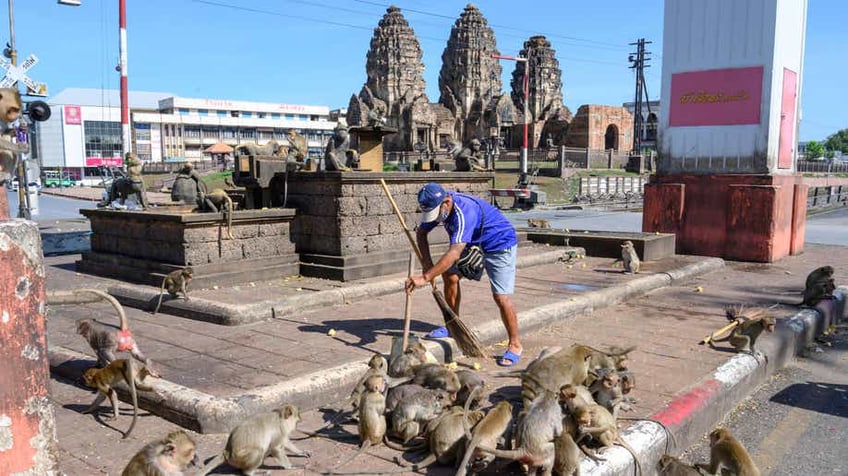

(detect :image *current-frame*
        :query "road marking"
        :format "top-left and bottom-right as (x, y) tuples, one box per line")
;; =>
(752, 404), (814, 474)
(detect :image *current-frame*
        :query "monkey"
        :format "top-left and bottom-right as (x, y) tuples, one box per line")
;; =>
(708, 315), (776, 356)
(388, 341), (429, 378)
(153, 267), (193, 315)
(198, 188), (235, 240)
(527, 218), (551, 228)
(589, 370), (628, 419)
(121, 430), (199, 476)
(518, 344), (596, 408)
(559, 384), (596, 414)
(81, 358), (155, 439)
(456, 398), (513, 476)
(385, 384), (427, 413)
(621, 240), (641, 274)
(554, 414), (585, 476)
(199, 404), (310, 476)
(0, 88), (27, 186)
(411, 363), (462, 393)
(389, 387), (446, 444)
(695, 427), (760, 476)
(75, 312), (157, 376)
(476, 390), (563, 476)
(347, 354), (410, 414)
(585, 345), (636, 386)
(799, 265), (836, 306)
(224, 176), (237, 189)
(325, 375), (387, 473)
(454, 369), (486, 409)
(657, 454), (702, 476)
(233, 140), (281, 157)
(573, 404), (642, 476)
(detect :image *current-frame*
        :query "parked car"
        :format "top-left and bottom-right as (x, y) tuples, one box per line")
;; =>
(7, 179), (42, 194)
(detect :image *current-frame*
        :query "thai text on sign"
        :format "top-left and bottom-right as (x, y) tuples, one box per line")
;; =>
(668, 66), (763, 127)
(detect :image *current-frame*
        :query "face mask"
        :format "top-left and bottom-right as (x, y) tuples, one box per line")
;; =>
(437, 209), (449, 224)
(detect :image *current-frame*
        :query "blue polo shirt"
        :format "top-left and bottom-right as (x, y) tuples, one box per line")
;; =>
(421, 192), (518, 253)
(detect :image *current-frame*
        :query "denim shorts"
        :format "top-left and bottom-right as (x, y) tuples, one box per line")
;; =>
(450, 245), (517, 294)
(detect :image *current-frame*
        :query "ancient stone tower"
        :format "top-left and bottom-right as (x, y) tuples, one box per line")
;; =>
(510, 35), (571, 147)
(348, 5), (435, 151)
(438, 3), (502, 142)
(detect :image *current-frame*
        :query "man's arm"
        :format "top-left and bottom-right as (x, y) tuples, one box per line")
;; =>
(416, 227), (434, 270)
(423, 243), (465, 282)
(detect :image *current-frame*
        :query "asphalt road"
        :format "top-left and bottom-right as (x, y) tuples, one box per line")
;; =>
(6, 187), (96, 221)
(681, 323), (848, 475)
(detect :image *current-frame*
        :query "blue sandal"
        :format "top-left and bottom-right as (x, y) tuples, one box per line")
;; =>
(498, 349), (522, 367)
(426, 326), (450, 338)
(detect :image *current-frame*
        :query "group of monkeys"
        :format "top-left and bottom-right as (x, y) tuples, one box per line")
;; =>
(64, 261), (837, 475)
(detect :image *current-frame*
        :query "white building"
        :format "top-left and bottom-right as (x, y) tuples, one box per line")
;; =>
(34, 88), (338, 183)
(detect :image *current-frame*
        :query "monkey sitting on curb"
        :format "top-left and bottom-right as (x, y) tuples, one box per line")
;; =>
(153, 267), (193, 315)
(121, 430), (199, 476)
(799, 265), (836, 307)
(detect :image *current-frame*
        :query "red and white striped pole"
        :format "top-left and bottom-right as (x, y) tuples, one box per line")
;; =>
(491, 54), (530, 181)
(119, 0), (130, 157)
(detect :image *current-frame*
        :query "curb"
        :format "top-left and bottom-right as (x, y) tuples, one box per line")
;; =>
(578, 286), (848, 475)
(107, 248), (583, 325)
(51, 254), (724, 434)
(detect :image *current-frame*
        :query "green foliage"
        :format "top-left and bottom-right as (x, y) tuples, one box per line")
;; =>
(201, 171), (232, 190)
(806, 140), (825, 159)
(825, 129), (848, 154)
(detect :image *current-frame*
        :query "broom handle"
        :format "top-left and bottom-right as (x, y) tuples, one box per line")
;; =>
(379, 179), (436, 289)
(402, 252), (414, 352)
(700, 320), (741, 345)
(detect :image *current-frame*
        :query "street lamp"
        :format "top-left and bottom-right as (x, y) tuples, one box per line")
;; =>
(492, 53), (529, 186)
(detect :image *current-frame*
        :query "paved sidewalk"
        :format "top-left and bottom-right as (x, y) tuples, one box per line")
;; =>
(47, 243), (847, 475)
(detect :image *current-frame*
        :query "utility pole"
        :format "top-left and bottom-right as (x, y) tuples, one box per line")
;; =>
(7, 0), (29, 219)
(492, 53), (529, 185)
(118, 0), (130, 156)
(629, 38), (652, 154)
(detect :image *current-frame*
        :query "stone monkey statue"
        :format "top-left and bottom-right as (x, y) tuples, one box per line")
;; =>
(324, 124), (357, 171)
(171, 162), (207, 204)
(100, 152), (149, 209)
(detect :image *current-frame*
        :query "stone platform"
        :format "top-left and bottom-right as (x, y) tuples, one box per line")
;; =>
(522, 228), (676, 260)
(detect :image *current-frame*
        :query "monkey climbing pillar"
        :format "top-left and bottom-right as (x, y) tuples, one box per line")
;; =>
(643, 0), (808, 262)
(0, 220), (59, 473)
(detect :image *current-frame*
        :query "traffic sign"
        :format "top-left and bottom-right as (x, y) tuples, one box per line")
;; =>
(0, 54), (48, 96)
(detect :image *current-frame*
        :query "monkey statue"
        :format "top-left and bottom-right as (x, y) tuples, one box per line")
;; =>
(171, 162), (207, 204)
(449, 138), (489, 172)
(0, 88), (28, 186)
(100, 152), (149, 209)
(324, 123), (356, 171)
(233, 140), (281, 157)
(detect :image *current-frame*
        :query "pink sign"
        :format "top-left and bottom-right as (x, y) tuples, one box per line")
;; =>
(668, 66), (763, 127)
(64, 105), (81, 125)
(85, 157), (123, 167)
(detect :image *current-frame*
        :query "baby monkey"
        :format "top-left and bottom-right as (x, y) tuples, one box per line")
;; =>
(121, 429), (198, 476)
(153, 267), (193, 314)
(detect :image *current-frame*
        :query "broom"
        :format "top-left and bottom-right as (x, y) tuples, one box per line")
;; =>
(380, 179), (485, 358)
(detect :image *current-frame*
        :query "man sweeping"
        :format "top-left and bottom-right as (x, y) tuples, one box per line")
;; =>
(404, 182), (523, 367)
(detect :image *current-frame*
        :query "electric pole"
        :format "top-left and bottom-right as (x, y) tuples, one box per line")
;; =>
(629, 38), (652, 154)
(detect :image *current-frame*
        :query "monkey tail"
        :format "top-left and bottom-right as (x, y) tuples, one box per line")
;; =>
(55, 289), (129, 331)
(462, 385), (483, 440)
(196, 453), (226, 476)
(122, 358), (138, 439)
(225, 196), (234, 240)
(614, 438), (642, 476)
(153, 276), (168, 315)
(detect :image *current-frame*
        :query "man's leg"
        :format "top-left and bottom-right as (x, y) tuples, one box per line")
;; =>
(494, 293), (522, 362)
(442, 271), (462, 315)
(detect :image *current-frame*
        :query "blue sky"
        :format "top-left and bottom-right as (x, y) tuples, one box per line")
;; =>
(6, 0), (845, 141)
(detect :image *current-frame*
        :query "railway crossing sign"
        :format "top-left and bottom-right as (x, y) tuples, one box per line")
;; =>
(0, 54), (48, 96)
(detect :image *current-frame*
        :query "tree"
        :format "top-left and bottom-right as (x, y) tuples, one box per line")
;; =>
(806, 140), (825, 160)
(824, 129), (848, 154)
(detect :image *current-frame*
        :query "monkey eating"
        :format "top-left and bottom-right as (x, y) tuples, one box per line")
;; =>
(798, 265), (836, 307)
(0, 88), (27, 186)
(82, 358), (156, 439)
(695, 427), (760, 476)
(199, 403), (310, 475)
(121, 429), (199, 476)
(153, 267), (193, 315)
(707, 314), (776, 356)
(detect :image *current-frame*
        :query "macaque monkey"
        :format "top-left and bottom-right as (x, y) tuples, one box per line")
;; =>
(799, 265), (836, 306)
(198, 188), (235, 239)
(519, 344), (595, 408)
(82, 358), (155, 439)
(657, 454), (702, 475)
(527, 218), (551, 228)
(574, 404), (642, 476)
(454, 369), (486, 408)
(695, 428), (760, 476)
(389, 387), (446, 444)
(554, 414), (584, 476)
(456, 399), (513, 476)
(708, 315), (776, 355)
(477, 391), (563, 476)
(411, 363), (462, 393)
(153, 267), (193, 315)
(589, 370), (628, 419)
(199, 404), (310, 475)
(621, 240), (641, 274)
(385, 384), (426, 413)
(559, 384), (596, 414)
(327, 375), (387, 473)
(0, 88), (27, 186)
(121, 430), (199, 476)
(75, 309), (156, 376)
(388, 341), (429, 378)
(234, 140), (281, 157)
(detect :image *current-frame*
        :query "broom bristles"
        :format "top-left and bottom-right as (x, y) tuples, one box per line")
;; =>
(432, 288), (486, 358)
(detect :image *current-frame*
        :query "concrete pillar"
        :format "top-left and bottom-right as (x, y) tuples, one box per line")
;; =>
(0, 220), (58, 474)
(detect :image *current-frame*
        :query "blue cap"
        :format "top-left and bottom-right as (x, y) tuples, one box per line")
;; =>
(418, 182), (446, 224)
